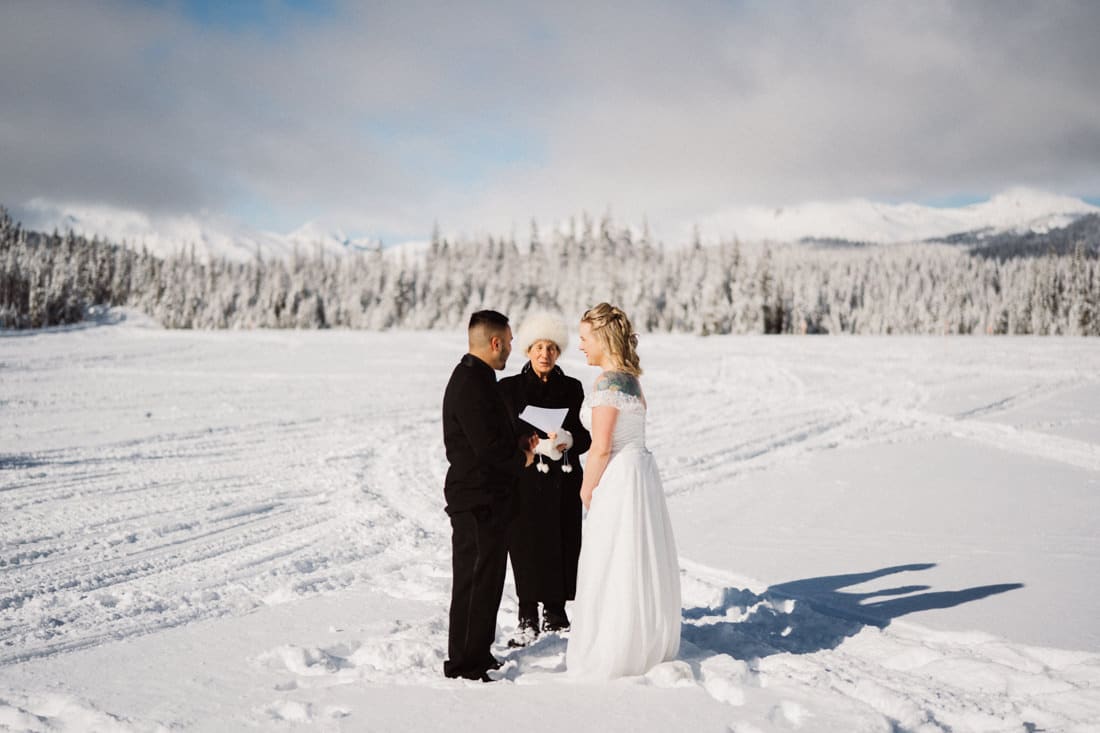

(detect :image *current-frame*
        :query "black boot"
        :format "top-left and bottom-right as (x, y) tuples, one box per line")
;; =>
(542, 603), (570, 632)
(507, 605), (540, 648)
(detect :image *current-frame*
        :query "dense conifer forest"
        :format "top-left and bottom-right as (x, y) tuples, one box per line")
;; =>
(2, 207), (1097, 335)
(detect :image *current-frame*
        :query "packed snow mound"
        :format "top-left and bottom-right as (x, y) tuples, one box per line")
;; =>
(699, 187), (1099, 244)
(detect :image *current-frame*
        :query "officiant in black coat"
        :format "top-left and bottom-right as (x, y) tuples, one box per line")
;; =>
(498, 313), (591, 645)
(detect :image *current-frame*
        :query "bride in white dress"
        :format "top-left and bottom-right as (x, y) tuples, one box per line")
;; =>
(565, 303), (681, 679)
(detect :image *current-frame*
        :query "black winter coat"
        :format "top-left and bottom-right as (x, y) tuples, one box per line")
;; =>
(498, 362), (592, 603)
(498, 363), (592, 474)
(442, 354), (528, 516)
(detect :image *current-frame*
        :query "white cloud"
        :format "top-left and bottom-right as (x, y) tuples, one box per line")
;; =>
(1, 0), (1098, 243)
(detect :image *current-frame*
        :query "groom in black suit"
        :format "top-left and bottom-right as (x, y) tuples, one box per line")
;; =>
(442, 310), (536, 681)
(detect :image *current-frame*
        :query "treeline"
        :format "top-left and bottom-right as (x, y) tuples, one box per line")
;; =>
(1, 206), (1098, 335)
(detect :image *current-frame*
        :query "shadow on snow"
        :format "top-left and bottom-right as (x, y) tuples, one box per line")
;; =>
(681, 563), (1023, 661)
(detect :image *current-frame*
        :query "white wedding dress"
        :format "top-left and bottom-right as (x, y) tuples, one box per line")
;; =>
(565, 380), (681, 679)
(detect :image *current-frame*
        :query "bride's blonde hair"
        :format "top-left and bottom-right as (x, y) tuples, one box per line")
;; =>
(581, 303), (643, 376)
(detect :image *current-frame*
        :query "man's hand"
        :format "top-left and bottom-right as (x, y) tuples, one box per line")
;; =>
(521, 432), (538, 467)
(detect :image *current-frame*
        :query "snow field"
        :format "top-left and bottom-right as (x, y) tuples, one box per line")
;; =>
(1, 320), (1099, 730)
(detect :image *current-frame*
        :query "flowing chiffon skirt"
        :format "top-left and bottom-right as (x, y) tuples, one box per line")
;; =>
(565, 445), (681, 679)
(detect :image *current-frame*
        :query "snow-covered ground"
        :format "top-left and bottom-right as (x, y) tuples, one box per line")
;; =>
(2, 317), (1099, 731)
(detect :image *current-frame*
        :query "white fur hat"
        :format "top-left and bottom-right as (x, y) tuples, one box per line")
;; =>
(516, 311), (569, 354)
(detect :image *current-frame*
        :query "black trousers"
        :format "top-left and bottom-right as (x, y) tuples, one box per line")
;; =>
(444, 505), (508, 679)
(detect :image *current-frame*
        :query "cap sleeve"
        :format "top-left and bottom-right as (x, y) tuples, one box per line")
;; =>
(587, 388), (643, 411)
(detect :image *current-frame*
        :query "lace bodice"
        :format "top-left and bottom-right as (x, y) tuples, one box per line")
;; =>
(580, 388), (648, 453)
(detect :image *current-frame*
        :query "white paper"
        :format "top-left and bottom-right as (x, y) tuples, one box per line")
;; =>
(518, 405), (568, 435)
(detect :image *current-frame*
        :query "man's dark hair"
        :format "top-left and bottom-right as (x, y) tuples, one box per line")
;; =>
(468, 310), (509, 331)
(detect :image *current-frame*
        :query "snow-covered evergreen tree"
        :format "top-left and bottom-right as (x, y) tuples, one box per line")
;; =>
(1, 205), (1097, 336)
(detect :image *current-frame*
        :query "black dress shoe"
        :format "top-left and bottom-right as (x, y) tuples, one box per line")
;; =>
(444, 667), (497, 682)
(483, 655), (504, 670)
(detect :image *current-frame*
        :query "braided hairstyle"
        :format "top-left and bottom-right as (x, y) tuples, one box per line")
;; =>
(581, 302), (643, 376)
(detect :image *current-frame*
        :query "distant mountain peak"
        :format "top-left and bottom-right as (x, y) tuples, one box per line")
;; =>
(10, 199), (381, 261)
(9, 189), (1098, 259)
(699, 188), (1099, 244)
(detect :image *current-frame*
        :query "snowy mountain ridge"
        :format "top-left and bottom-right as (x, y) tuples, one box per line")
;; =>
(10, 188), (1098, 261)
(12, 199), (383, 263)
(699, 187), (1099, 244)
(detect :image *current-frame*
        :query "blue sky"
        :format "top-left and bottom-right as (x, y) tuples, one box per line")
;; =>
(175, 0), (334, 34)
(1, 0), (1098, 243)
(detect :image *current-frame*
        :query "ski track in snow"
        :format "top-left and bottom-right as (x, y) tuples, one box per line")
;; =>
(2, 325), (1100, 730)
